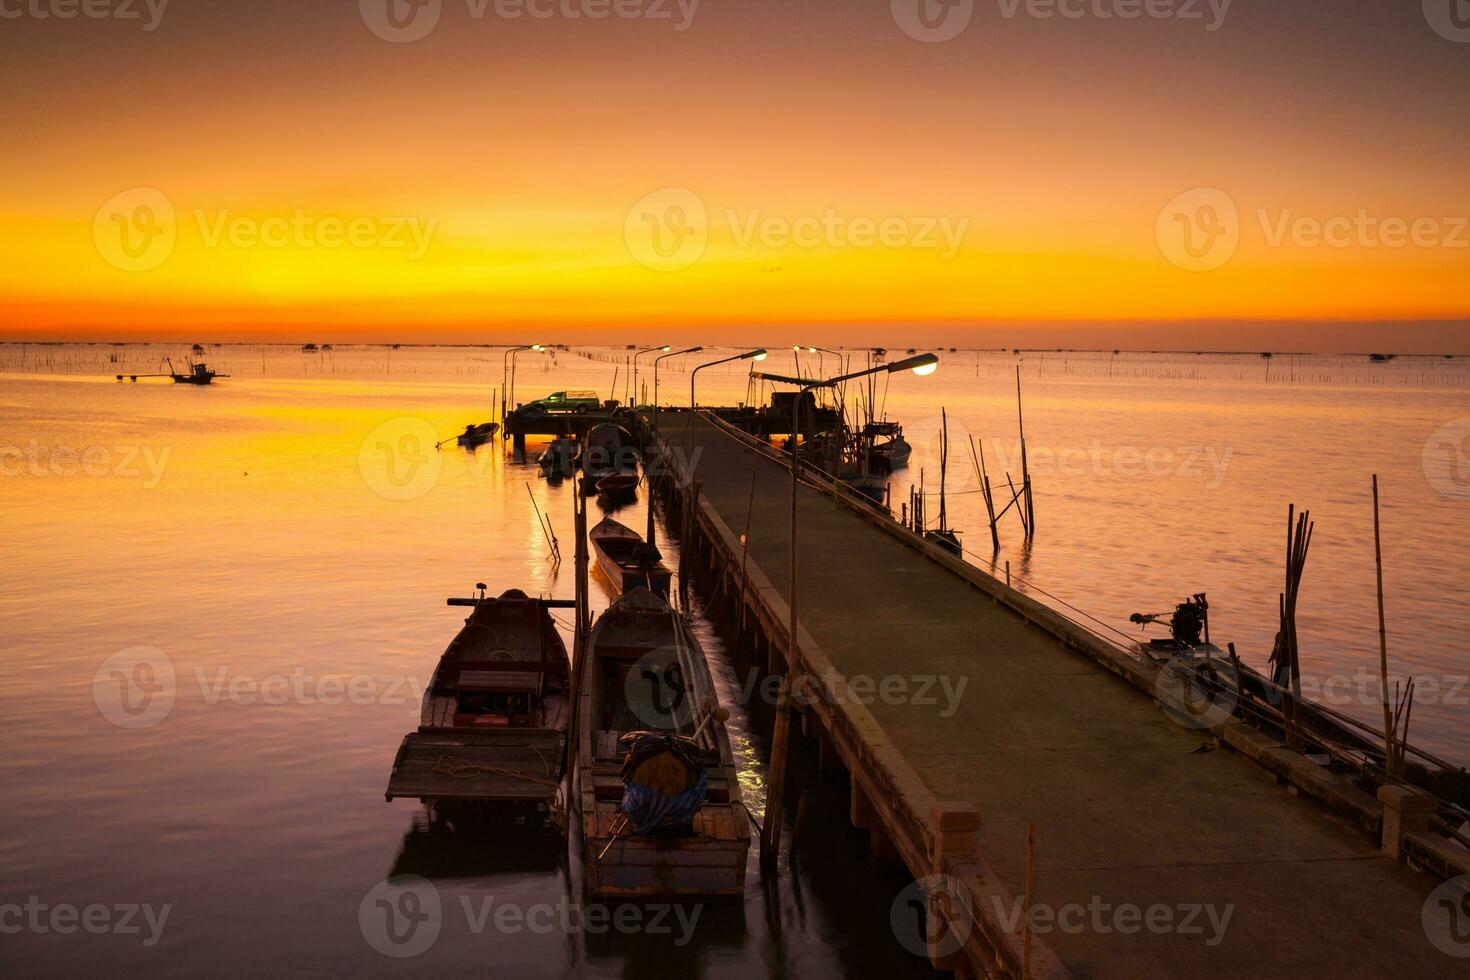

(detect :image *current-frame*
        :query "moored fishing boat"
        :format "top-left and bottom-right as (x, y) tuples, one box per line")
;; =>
(581, 422), (636, 492)
(457, 421), (499, 448)
(865, 421), (911, 472)
(590, 517), (671, 597)
(538, 436), (578, 480)
(385, 586), (571, 807)
(595, 471), (638, 501)
(577, 588), (749, 897)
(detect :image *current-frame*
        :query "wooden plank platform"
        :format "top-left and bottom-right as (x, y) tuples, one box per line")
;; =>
(385, 728), (564, 802)
(655, 411), (1465, 979)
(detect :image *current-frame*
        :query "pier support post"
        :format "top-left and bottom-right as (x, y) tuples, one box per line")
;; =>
(1377, 784), (1435, 861)
(930, 802), (981, 869)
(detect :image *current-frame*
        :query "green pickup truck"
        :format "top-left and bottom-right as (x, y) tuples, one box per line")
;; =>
(521, 390), (601, 414)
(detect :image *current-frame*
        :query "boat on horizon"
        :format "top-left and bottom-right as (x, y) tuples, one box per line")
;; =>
(577, 588), (749, 897)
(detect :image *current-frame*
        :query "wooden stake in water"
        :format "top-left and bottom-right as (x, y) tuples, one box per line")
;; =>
(1372, 475), (1395, 773)
(527, 484), (560, 561)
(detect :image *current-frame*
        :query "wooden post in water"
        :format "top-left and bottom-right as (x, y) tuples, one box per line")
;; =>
(1017, 366), (1035, 536)
(1372, 475), (1395, 773)
(970, 434), (1000, 553)
(565, 476), (591, 775)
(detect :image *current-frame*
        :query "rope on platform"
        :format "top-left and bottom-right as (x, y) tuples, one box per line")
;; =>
(430, 749), (561, 789)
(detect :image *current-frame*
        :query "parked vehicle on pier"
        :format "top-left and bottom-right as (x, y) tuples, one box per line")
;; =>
(522, 390), (601, 414)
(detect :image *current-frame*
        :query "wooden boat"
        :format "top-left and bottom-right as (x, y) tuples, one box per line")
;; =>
(580, 423), (636, 491)
(456, 421), (499, 448)
(596, 472), (639, 500)
(385, 588), (571, 806)
(577, 588), (749, 897)
(115, 358), (228, 385)
(865, 421), (911, 472)
(590, 517), (671, 597)
(538, 436), (577, 481)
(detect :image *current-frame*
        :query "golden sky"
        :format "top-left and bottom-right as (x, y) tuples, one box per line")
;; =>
(1, 1), (1467, 349)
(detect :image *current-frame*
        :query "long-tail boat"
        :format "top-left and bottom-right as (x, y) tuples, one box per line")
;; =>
(456, 421), (499, 448)
(385, 587), (571, 807)
(576, 588), (749, 897)
(589, 517), (671, 597)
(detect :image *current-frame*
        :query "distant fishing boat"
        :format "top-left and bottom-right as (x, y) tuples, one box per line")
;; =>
(115, 359), (227, 385)
(577, 588), (749, 897)
(590, 517), (671, 597)
(302, 343), (318, 352)
(385, 587), (571, 807)
(456, 421), (499, 448)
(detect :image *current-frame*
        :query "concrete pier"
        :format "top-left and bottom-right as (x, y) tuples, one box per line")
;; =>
(652, 411), (1466, 979)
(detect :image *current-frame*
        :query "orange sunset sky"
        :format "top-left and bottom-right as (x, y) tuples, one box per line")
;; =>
(1, 0), (1467, 350)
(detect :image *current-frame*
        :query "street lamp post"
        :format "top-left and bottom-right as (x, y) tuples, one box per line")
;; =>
(750, 351), (939, 864)
(507, 344), (546, 434)
(688, 349), (767, 456)
(501, 345), (533, 426)
(631, 345), (671, 410)
(652, 346), (703, 440)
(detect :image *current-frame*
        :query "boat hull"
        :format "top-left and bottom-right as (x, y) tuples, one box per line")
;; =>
(590, 518), (671, 597)
(577, 589), (749, 898)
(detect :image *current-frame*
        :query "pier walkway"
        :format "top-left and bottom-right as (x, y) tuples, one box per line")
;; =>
(654, 411), (1461, 979)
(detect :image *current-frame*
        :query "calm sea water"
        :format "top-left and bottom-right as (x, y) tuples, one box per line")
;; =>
(1, 344), (1467, 977)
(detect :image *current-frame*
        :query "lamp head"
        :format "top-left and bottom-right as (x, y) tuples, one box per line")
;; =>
(889, 352), (939, 376)
(660, 345), (672, 352)
(531, 344), (545, 351)
(745, 349), (768, 361)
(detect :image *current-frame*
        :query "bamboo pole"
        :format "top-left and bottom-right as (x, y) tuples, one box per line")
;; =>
(970, 434), (1000, 553)
(1372, 475), (1395, 774)
(1017, 366), (1035, 535)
